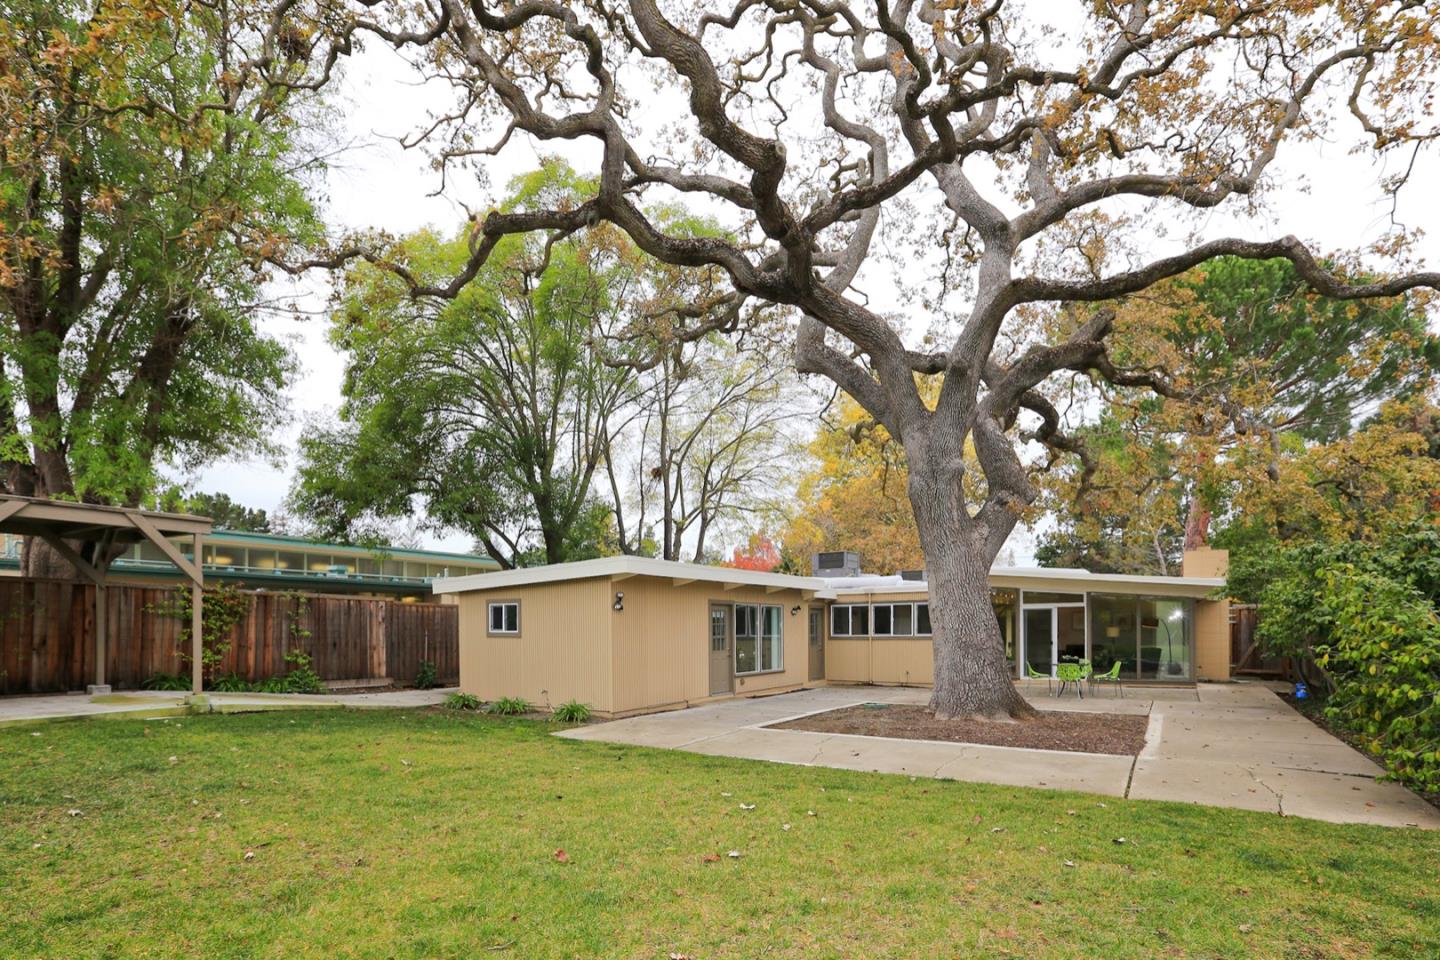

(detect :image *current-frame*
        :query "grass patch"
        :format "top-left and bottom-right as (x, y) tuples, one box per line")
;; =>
(1, 709), (1436, 959)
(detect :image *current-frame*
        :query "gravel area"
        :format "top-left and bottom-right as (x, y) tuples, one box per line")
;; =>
(768, 703), (1149, 756)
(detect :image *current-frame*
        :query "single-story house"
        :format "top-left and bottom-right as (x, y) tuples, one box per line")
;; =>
(432, 550), (1229, 718)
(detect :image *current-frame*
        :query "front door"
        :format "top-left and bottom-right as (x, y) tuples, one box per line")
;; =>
(808, 607), (825, 681)
(709, 604), (733, 696)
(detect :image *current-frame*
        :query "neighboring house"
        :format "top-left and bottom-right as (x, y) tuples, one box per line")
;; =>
(0, 530), (499, 601)
(433, 550), (1229, 717)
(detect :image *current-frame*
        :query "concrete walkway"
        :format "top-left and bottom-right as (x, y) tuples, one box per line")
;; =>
(0, 687), (456, 727)
(557, 683), (1440, 830)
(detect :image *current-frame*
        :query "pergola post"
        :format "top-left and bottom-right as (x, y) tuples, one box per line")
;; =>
(191, 534), (204, 696)
(36, 532), (111, 695)
(95, 582), (107, 691)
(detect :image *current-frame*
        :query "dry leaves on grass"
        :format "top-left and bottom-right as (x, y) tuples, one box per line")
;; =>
(553, 849), (569, 863)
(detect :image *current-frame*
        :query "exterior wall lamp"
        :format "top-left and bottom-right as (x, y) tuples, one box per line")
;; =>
(613, 591), (624, 611)
(790, 605), (801, 615)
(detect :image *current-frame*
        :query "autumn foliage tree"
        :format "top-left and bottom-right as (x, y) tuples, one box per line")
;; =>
(725, 532), (783, 572)
(781, 396), (926, 576)
(285, 2), (1440, 719)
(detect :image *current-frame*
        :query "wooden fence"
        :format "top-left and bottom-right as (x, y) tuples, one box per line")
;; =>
(0, 578), (457, 695)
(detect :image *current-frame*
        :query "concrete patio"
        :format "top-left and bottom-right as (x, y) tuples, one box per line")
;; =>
(557, 682), (1440, 829)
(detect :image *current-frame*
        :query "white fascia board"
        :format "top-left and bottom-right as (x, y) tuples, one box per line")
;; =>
(431, 556), (1224, 598)
(431, 555), (823, 595)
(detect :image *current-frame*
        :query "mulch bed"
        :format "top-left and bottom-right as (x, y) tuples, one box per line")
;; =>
(769, 703), (1149, 756)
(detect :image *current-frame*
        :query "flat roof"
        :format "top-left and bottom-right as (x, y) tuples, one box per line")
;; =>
(432, 556), (1224, 597)
(202, 529), (498, 566)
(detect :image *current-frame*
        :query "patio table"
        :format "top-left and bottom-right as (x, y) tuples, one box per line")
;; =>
(1055, 660), (1091, 699)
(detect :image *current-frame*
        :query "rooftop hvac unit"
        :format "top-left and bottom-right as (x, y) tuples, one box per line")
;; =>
(812, 551), (862, 577)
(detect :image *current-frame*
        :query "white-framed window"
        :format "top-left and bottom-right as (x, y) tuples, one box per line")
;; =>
(830, 603), (869, 637)
(487, 600), (520, 635)
(893, 603), (914, 636)
(856, 602), (918, 637)
(873, 603), (893, 636)
(734, 603), (782, 674)
(916, 603), (932, 636)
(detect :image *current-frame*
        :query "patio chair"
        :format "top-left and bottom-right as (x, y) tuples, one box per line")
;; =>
(1025, 662), (1053, 696)
(1055, 661), (1087, 699)
(1088, 661), (1124, 699)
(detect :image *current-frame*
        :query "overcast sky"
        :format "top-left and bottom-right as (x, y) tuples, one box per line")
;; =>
(185, 35), (1440, 564)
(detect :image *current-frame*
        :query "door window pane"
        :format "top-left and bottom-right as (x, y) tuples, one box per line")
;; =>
(1024, 607), (1054, 677)
(711, 609), (727, 652)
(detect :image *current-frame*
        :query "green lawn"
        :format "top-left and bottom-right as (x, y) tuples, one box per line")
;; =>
(1, 710), (1436, 959)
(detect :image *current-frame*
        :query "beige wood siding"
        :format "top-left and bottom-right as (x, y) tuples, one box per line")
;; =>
(1194, 598), (1230, 681)
(870, 639), (934, 685)
(609, 578), (812, 714)
(824, 638), (871, 683)
(457, 579), (613, 712)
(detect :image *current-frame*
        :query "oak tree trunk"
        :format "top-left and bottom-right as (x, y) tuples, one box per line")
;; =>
(910, 466), (1036, 721)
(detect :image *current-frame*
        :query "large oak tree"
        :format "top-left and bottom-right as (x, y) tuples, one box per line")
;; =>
(285, 1), (1440, 718)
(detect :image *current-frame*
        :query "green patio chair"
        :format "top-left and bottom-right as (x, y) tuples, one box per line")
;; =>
(1055, 661), (1087, 699)
(1025, 662), (1053, 696)
(1088, 661), (1124, 699)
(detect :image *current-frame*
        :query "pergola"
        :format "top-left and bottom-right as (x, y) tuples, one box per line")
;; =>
(0, 495), (213, 696)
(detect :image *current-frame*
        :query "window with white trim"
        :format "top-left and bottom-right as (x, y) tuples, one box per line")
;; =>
(916, 603), (932, 636)
(830, 603), (870, 637)
(868, 602), (917, 637)
(734, 603), (782, 674)
(488, 600), (520, 635)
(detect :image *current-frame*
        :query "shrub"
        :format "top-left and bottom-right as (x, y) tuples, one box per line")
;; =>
(1315, 567), (1440, 793)
(552, 700), (592, 723)
(443, 692), (482, 711)
(142, 672), (191, 691)
(280, 649), (325, 694)
(488, 696), (531, 716)
(414, 660), (438, 690)
(212, 673), (254, 693)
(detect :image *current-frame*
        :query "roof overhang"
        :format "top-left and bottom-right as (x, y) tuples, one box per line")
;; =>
(432, 555), (820, 595)
(432, 555), (1225, 599)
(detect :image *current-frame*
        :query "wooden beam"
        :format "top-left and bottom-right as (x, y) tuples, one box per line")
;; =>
(801, 591), (815, 601)
(124, 511), (203, 585)
(0, 498), (28, 526)
(612, 572), (637, 583)
(671, 577), (697, 587)
(722, 582), (744, 592)
(36, 533), (106, 586)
